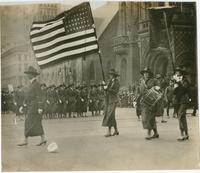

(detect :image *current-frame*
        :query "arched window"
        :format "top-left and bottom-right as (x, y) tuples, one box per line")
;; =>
(120, 58), (127, 86)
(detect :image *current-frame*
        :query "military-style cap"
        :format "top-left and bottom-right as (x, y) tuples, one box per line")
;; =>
(24, 66), (39, 76)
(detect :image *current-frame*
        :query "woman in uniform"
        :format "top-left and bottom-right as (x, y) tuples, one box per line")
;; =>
(173, 67), (190, 141)
(18, 66), (47, 146)
(102, 69), (120, 137)
(139, 68), (160, 140)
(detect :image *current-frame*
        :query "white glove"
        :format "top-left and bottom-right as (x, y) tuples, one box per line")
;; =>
(90, 100), (92, 103)
(59, 99), (62, 103)
(46, 100), (50, 104)
(103, 85), (108, 90)
(81, 99), (84, 102)
(19, 106), (23, 114)
(174, 83), (179, 88)
(154, 86), (160, 91)
(38, 108), (43, 114)
(14, 102), (17, 106)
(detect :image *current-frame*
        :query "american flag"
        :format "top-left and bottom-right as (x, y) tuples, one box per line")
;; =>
(30, 2), (99, 68)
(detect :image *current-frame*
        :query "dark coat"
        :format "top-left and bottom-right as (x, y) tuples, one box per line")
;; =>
(80, 89), (88, 112)
(89, 89), (98, 111)
(24, 79), (44, 137)
(173, 78), (190, 104)
(14, 89), (24, 115)
(102, 78), (120, 127)
(139, 77), (157, 130)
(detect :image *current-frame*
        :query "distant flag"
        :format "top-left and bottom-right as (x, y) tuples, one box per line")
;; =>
(30, 2), (99, 68)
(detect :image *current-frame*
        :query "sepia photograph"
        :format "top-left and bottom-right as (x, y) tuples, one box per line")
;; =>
(1, 0), (199, 171)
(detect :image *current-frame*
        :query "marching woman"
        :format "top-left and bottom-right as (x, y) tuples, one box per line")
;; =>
(18, 66), (47, 146)
(172, 67), (190, 141)
(139, 68), (160, 140)
(102, 69), (120, 137)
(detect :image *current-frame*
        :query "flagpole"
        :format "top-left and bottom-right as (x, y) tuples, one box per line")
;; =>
(163, 11), (175, 73)
(98, 51), (106, 82)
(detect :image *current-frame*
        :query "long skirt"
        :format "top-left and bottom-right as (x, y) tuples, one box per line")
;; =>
(141, 103), (157, 130)
(24, 111), (44, 137)
(177, 104), (188, 131)
(155, 98), (164, 116)
(102, 102), (117, 127)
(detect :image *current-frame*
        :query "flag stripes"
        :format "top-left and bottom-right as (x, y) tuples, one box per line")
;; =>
(30, 2), (99, 68)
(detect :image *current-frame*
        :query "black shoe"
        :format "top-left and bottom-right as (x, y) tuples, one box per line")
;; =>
(112, 131), (119, 136)
(151, 134), (159, 139)
(161, 120), (167, 123)
(36, 140), (47, 146)
(184, 135), (189, 140)
(145, 136), (152, 140)
(18, 142), (28, 146)
(104, 134), (112, 137)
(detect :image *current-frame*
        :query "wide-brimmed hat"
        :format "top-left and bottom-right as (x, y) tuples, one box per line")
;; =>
(108, 69), (120, 76)
(140, 67), (153, 76)
(174, 66), (188, 75)
(24, 66), (39, 76)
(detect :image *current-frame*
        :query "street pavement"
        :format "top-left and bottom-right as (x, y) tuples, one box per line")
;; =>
(2, 108), (200, 171)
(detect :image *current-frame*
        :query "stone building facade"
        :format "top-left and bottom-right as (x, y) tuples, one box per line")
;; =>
(1, 2), (197, 89)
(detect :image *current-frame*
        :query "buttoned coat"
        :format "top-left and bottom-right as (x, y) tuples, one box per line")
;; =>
(24, 79), (44, 137)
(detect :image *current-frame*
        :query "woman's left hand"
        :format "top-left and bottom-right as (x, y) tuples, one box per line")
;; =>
(38, 109), (43, 114)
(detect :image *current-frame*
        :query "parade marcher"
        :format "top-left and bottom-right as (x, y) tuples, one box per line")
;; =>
(14, 85), (24, 122)
(154, 73), (168, 123)
(40, 83), (47, 119)
(75, 85), (82, 117)
(102, 69), (120, 137)
(97, 83), (105, 116)
(80, 84), (88, 117)
(59, 84), (67, 118)
(88, 84), (98, 116)
(45, 86), (52, 119)
(66, 83), (77, 118)
(18, 66), (47, 146)
(173, 67), (190, 141)
(139, 68), (161, 140)
(2, 90), (9, 114)
(135, 82), (142, 120)
(164, 79), (175, 118)
(190, 83), (198, 116)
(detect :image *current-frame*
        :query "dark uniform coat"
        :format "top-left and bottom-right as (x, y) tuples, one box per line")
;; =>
(66, 87), (77, 113)
(173, 77), (190, 131)
(14, 89), (24, 116)
(88, 88), (98, 112)
(80, 88), (88, 113)
(139, 77), (157, 130)
(102, 78), (120, 127)
(24, 79), (44, 137)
